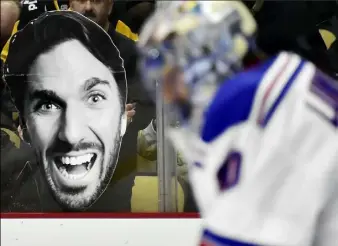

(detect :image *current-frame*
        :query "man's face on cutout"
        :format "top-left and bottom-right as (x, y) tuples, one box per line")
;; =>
(24, 40), (123, 210)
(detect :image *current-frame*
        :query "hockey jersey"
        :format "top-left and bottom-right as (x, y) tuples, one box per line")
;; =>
(177, 52), (338, 246)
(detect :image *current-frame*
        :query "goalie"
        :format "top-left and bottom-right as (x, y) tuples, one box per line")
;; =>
(137, 1), (338, 245)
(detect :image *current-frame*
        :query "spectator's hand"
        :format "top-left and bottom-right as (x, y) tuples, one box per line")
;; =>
(126, 103), (136, 125)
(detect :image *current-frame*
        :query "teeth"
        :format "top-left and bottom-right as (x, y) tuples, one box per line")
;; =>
(87, 161), (93, 170)
(59, 166), (66, 172)
(56, 153), (96, 180)
(70, 157), (76, 165)
(60, 154), (93, 165)
(59, 167), (87, 180)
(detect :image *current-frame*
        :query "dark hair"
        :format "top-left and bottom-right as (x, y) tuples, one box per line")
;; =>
(2, 11), (127, 114)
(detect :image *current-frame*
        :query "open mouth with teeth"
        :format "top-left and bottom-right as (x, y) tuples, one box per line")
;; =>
(54, 153), (97, 180)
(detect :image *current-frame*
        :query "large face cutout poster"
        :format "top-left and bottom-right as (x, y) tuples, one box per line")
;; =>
(1, 11), (129, 212)
(1, 8), (197, 214)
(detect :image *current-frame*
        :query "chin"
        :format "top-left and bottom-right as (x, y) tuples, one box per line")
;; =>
(42, 151), (118, 211)
(41, 153), (106, 210)
(55, 188), (100, 211)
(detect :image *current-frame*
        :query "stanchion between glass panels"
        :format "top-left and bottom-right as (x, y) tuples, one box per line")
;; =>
(156, 81), (178, 212)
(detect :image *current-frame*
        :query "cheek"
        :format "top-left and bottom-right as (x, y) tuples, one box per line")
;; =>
(97, 6), (109, 17)
(87, 106), (121, 144)
(27, 116), (60, 149)
(71, 4), (84, 13)
(89, 110), (120, 133)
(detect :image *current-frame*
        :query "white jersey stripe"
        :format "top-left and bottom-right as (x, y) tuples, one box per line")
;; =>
(256, 53), (301, 126)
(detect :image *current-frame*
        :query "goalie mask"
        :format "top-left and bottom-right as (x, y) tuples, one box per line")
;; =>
(138, 1), (257, 131)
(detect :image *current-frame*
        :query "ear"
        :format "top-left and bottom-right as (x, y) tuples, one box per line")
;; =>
(18, 116), (31, 144)
(19, 125), (31, 145)
(120, 112), (127, 137)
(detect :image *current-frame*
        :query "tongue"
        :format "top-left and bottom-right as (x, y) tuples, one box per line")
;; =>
(66, 164), (87, 175)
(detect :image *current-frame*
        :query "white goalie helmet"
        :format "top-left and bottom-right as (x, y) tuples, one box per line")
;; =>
(137, 1), (257, 126)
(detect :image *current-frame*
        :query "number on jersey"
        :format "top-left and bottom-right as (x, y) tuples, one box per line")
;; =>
(217, 151), (242, 191)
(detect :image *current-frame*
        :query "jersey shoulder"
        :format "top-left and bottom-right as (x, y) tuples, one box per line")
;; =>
(201, 52), (313, 142)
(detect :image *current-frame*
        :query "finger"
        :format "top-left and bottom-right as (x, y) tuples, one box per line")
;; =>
(126, 104), (133, 110)
(127, 109), (136, 118)
(126, 103), (136, 111)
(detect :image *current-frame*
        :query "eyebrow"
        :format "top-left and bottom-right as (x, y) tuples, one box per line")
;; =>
(27, 78), (111, 105)
(83, 77), (111, 91)
(27, 89), (66, 108)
